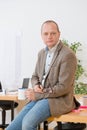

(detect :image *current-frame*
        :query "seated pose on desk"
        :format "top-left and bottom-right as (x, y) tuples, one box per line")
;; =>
(6, 20), (80, 130)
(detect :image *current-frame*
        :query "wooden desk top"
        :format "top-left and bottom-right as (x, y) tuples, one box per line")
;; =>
(0, 94), (18, 101)
(48, 108), (87, 123)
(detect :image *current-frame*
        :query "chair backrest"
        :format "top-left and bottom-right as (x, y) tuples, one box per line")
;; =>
(22, 78), (29, 89)
(0, 82), (2, 92)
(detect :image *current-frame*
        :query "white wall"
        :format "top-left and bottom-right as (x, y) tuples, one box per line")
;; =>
(0, 0), (87, 89)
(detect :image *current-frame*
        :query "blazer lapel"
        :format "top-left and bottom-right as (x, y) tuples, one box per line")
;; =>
(40, 50), (47, 80)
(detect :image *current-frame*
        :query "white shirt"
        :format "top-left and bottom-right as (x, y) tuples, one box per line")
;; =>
(42, 41), (60, 87)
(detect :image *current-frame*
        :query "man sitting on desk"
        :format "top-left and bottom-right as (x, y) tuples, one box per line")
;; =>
(6, 20), (80, 130)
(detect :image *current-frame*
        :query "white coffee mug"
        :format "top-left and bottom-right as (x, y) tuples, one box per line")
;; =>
(18, 88), (27, 100)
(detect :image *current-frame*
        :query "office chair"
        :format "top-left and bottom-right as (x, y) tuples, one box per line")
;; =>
(0, 82), (18, 129)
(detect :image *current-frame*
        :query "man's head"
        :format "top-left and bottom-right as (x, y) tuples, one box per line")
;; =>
(41, 20), (60, 49)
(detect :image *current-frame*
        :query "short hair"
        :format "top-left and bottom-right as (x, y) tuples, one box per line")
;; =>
(41, 20), (60, 33)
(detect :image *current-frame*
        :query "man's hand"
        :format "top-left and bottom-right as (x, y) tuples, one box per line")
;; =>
(25, 89), (35, 101)
(25, 85), (43, 101)
(33, 85), (43, 93)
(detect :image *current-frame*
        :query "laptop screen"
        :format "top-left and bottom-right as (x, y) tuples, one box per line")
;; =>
(0, 82), (2, 92)
(22, 78), (29, 89)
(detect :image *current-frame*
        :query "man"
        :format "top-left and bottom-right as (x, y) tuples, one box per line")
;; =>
(6, 20), (79, 130)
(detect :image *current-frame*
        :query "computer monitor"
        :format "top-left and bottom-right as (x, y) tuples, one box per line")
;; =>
(22, 78), (29, 89)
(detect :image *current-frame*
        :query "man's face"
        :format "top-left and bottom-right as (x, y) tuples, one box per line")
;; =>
(41, 22), (60, 49)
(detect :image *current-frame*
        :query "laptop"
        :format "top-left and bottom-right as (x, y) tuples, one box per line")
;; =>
(22, 78), (29, 89)
(0, 82), (2, 92)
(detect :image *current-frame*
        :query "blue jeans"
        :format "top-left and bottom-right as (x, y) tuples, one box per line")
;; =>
(6, 99), (51, 130)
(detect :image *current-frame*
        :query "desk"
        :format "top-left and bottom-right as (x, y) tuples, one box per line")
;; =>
(0, 94), (28, 120)
(0, 94), (27, 130)
(0, 94), (18, 101)
(44, 95), (87, 130)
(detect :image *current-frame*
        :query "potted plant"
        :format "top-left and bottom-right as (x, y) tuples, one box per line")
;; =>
(62, 39), (87, 94)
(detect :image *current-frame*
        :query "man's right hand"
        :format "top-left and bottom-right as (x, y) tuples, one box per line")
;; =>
(33, 85), (43, 93)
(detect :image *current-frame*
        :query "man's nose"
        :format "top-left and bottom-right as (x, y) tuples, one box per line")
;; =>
(48, 33), (52, 38)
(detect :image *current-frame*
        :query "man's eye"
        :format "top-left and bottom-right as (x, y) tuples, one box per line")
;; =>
(44, 33), (48, 35)
(51, 32), (56, 35)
